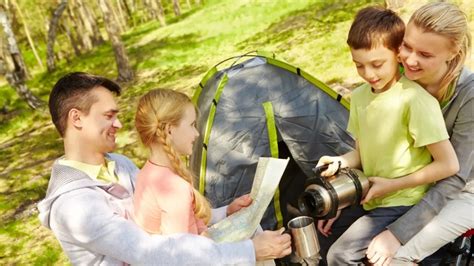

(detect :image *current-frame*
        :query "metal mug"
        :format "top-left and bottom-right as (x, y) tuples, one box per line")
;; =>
(287, 216), (319, 259)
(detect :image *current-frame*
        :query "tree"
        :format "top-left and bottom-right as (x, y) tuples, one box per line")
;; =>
(10, 0), (44, 71)
(76, 0), (104, 46)
(144, 0), (166, 26)
(98, 0), (134, 82)
(46, 0), (68, 72)
(172, 0), (181, 17)
(0, 10), (43, 109)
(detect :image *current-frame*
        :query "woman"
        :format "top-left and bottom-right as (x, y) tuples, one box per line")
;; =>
(366, 2), (473, 265)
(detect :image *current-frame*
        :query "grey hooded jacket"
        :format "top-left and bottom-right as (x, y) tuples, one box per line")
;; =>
(388, 68), (474, 244)
(38, 153), (255, 265)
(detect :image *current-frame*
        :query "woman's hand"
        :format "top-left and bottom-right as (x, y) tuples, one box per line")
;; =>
(367, 230), (401, 266)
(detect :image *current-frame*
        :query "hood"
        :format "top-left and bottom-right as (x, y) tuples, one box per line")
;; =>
(38, 160), (105, 229)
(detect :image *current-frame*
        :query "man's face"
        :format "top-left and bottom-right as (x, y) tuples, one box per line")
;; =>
(78, 86), (122, 154)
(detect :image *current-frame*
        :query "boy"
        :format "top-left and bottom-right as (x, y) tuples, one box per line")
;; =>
(315, 7), (459, 264)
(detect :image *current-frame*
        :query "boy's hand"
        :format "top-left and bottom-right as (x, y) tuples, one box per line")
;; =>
(361, 177), (394, 204)
(316, 156), (342, 177)
(316, 210), (341, 237)
(227, 194), (252, 216)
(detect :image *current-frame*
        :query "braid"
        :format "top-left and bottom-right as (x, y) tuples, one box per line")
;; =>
(156, 126), (212, 224)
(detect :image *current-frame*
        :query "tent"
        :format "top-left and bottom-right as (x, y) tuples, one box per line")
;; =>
(190, 52), (355, 230)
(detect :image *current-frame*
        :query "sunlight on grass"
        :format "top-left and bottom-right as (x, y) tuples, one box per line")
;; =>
(2, 0), (473, 264)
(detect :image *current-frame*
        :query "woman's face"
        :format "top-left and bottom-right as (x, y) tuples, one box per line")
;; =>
(399, 22), (455, 88)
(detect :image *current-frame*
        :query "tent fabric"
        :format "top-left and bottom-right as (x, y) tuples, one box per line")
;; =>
(190, 54), (355, 230)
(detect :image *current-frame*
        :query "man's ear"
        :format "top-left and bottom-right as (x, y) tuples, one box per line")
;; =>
(68, 108), (83, 128)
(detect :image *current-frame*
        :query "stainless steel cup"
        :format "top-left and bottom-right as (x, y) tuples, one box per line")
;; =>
(287, 216), (319, 259)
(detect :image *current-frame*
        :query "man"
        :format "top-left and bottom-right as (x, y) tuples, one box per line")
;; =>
(38, 72), (291, 265)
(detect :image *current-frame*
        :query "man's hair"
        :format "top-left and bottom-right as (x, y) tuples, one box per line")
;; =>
(48, 72), (121, 137)
(347, 6), (405, 52)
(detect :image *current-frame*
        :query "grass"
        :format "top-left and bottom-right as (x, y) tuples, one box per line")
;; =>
(1, 0), (473, 264)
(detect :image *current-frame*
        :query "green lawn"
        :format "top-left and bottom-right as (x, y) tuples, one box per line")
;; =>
(1, 0), (472, 264)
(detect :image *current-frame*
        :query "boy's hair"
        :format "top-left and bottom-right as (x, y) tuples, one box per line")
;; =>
(49, 72), (121, 137)
(347, 6), (405, 52)
(135, 89), (211, 224)
(410, 2), (471, 102)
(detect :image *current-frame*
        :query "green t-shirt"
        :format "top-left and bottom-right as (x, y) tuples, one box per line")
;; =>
(348, 76), (449, 210)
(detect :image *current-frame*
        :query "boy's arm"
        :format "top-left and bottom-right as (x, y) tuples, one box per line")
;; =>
(362, 139), (459, 202)
(367, 96), (473, 260)
(387, 96), (474, 244)
(392, 139), (458, 188)
(317, 140), (361, 176)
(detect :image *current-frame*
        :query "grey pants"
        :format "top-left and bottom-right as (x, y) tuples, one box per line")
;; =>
(327, 206), (412, 265)
(393, 192), (474, 263)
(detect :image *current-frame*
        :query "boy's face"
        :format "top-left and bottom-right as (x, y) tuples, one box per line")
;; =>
(350, 45), (401, 93)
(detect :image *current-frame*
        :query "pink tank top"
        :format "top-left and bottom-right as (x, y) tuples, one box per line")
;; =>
(133, 161), (207, 235)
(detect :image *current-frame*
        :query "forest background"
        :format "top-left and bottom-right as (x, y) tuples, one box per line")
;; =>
(0, 0), (472, 264)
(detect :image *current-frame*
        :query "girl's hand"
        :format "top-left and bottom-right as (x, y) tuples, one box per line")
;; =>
(316, 156), (342, 177)
(199, 230), (210, 238)
(361, 177), (394, 204)
(227, 194), (252, 216)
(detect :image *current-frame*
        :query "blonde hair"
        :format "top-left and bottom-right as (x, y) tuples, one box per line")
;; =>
(135, 89), (211, 224)
(409, 2), (471, 102)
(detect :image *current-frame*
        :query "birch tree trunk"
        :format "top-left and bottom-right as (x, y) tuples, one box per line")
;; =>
(68, 1), (92, 51)
(46, 0), (68, 72)
(10, 0), (44, 71)
(60, 16), (81, 56)
(173, 0), (181, 17)
(115, 0), (128, 29)
(144, 0), (166, 26)
(80, 0), (104, 45)
(109, 0), (125, 33)
(0, 11), (43, 109)
(98, 0), (134, 82)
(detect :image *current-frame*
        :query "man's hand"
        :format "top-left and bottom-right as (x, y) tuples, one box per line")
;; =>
(366, 230), (401, 266)
(361, 177), (396, 204)
(252, 228), (292, 261)
(316, 210), (341, 237)
(227, 194), (252, 216)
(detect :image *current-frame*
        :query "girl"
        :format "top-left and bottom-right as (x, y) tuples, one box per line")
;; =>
(133, 89), (210, 235)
